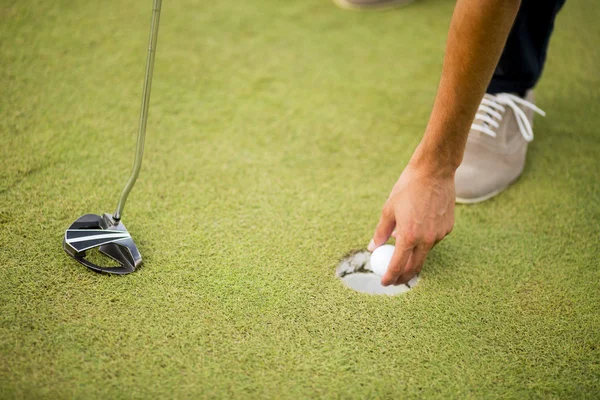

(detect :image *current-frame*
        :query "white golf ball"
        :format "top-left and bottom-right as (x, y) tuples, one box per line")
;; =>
(370, 244), (395, 277)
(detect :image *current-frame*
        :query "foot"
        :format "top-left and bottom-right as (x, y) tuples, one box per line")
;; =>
(333, 0), (414, 10)
(454, 91), (546, 204)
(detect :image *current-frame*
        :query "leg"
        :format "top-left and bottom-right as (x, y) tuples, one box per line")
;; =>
(455, 0), (567, 203)
(487, 0), (567, 94)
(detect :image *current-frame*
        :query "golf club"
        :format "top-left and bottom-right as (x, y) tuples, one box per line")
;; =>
(63, 0), (162, 274)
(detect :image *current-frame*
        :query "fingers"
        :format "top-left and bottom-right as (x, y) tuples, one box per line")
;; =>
(368, 206), (395, 252)
(395, 244), (429, 285)
(391, 215), (453, 286)
(381, 241), (413, 286)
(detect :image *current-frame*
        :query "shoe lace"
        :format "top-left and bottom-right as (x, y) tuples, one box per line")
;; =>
(471, 93), (546, 142)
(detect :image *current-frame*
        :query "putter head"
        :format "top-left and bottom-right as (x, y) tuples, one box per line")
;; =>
(63, 213), (141, 275)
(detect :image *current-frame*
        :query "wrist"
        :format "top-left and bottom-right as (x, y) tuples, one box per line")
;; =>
(409, 135), (464, 178)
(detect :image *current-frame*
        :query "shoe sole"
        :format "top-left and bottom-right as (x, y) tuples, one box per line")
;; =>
(456, 165), (528, 204)
(455, 174), (524, 204)
(333, 0), (415, 11)
(455, 185), (508, 204)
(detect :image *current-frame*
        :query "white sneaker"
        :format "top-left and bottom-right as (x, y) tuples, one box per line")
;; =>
(455, 91), (546, 204)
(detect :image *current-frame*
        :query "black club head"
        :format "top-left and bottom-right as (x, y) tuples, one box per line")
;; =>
(63, 213), (141, 275)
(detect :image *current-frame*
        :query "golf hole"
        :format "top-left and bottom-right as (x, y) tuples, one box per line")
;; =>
(336, 250), (419, 296)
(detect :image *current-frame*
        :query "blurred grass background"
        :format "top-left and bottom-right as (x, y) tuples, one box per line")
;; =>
(1, 0), (599, 398)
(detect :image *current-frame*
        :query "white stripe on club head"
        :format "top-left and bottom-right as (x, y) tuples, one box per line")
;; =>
(67, 232), (131, 244)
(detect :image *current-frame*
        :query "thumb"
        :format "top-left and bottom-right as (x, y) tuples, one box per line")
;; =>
(368, 208), (395, 251)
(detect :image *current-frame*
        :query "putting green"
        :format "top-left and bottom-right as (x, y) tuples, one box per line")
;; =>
(1, 0), (599, 398)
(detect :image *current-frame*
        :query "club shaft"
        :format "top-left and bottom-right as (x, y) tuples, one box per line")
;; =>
(114, 0), (162, 221)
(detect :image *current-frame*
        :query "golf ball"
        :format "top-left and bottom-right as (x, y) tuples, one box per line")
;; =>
(370, 244), (395, 277)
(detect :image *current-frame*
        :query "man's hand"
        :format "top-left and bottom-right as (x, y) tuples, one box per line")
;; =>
(368, 152), (455, 286)
(364, 0), (522, 285)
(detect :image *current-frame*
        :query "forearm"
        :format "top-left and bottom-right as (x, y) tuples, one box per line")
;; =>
(413, 0), (521, 174)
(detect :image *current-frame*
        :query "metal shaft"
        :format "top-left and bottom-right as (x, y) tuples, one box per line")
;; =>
(114, 0), (162, 221)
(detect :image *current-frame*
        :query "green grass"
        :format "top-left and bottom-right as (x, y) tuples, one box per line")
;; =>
(1, 0), (599, 398)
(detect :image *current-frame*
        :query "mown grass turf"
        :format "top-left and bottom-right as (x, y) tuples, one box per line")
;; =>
(1, 0), (599, 398)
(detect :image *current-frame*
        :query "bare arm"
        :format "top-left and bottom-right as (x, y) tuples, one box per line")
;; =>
(418, 0), (522, 171)
(370, 0), (522, 285)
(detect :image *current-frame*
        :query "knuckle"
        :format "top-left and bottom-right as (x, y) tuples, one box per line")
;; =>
(381, 203), (394, 218)
(424, 232), (437, 245)
(386, 261), (403, 275)
(388, 263), (406, 279)
(403, 231), (419, 246)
